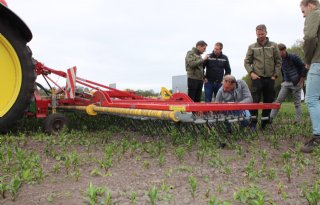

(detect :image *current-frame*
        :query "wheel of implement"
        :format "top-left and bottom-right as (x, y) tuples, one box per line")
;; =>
(0, 19), (35, 132)
(43, 113), (68, 135)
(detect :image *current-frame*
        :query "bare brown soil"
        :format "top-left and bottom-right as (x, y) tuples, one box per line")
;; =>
(0, 128), (317, 205)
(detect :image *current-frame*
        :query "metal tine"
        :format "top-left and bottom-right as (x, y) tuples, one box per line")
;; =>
(129, 117), (141, 133)
(206, 111), (226, 143)
(174, 122), (188, 138)
(136, 118), (147, 134)
(181, 122), (195, 138)
(163, 121), (174, 133)
(225, 110), (246, 141)
(244, 118), (256, 138)
(118, 117), (133, 132)
(223, 111), (236, 140)
(228, 118), (243, 140)
(234, 113), (246, 139)
(137, 119), (150, 135)
(156, 120), (169, 136)
(179, 122), (190, 137)
(218, 122), (234, 144)
(147, 119), (158, 136)
(145, 119), (158, 136)
(128, 118), (140, 132)
(189, 123), (201, 138)
(258, 117), (266, 135)
(269, 123), (278, 137)
(173, 112), (194, 136)
(236, 110), (251, 139)
(152, 119), (167, 136)
(205, 117), (226, 146)
(129, 116), (141, 132)
(211, 111), (234, 144)
(198, 122), (211, 138)
(260, 116), (277, 136)
(192, 123), (202, 135)
(111, 115), (121, 128)
(258, 116), (274, 136)
(249, 116), (259, 137)
(193, 112), (206, 124)
(94, 107), (276, 145)
(202, 111), (222, 138)
(172, 112), (198, 138)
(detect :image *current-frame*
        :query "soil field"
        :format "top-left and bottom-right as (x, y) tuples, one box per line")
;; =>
(0, 103), (319, 205)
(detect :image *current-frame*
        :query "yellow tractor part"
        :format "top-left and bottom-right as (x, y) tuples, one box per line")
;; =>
(160, 87), (172, 100)
(0, 34), (22, 117)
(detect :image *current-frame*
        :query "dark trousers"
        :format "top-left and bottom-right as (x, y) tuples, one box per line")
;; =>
(204, 81), (222, 102)
(250, 77), (275, 125)
(188, 78), (203, 102)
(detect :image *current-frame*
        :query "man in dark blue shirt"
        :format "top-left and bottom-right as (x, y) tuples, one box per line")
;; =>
(270, 43), (307, 123)
(204, 42), (231, 102)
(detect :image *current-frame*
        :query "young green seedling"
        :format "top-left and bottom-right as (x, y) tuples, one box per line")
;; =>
(282, 164), (292, 183)
(0, 176), (7, 199)
(302, 182), (320, 205)
(175, 146), (185, 163)
(8, 175), (21, 201)
(130, 191), (137, 205)
(148, 186), (158, 205)
(188, 175), (197, 199)
(104, 190), (112, 205)
(158, 153), (165, 167)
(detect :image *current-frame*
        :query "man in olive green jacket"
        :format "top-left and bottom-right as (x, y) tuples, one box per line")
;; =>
(185, 40), (208, 102)
(300, 0), (320, 153)
(244, 24), (281, 129)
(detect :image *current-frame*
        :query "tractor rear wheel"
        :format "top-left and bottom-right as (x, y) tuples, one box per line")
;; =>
(0, 20), (35, 132)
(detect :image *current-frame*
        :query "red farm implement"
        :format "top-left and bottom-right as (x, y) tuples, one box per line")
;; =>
(0, 0), (280, 142)
(31, 61), (280, 138)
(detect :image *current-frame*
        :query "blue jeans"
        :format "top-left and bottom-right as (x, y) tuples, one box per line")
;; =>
(204, 81), (222, 102)
(306, 63), (320, 135)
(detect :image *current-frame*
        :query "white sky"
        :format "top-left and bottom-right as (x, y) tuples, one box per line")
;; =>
(8, 0), (304, 92)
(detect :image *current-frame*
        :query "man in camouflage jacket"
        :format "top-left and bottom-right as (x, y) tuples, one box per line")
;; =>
(185, 40), (208, 102)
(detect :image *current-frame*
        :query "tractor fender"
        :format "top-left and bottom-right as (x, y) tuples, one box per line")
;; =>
(0, 3), (32, 42)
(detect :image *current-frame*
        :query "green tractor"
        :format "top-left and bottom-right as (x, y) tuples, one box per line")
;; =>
(0, 0), (36, 131)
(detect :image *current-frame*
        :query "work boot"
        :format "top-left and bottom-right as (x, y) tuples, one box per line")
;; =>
(269, 117), (273, 124)
(249, 121), (257, 132)
(261, 122), (267, 130)
(301, 136), (320, 153)
(261, 117), (270, 130)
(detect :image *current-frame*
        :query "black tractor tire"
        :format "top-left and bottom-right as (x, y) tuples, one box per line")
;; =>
(0, 19), (35, 132)
(43, 113), (68, 135)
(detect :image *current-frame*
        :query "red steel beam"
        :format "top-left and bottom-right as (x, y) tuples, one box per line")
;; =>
(100, 101), (280, 112)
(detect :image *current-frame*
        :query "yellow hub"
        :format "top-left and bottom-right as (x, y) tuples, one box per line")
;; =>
(0, 34), (22, 117)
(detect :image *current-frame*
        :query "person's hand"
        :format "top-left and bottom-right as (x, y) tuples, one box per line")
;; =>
(204, 78), (208, 83)
(250, 72), (260, 80)
(203, 54), (209, 60)
(271, 76), (276, 80)
(306, 64), (310, 70)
